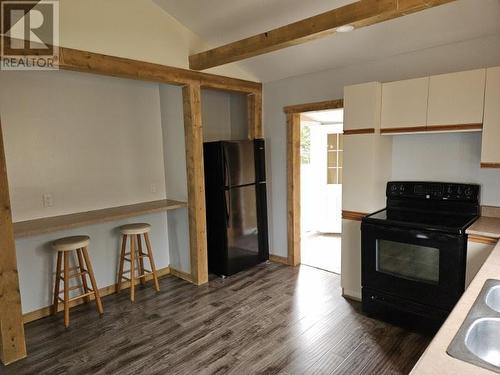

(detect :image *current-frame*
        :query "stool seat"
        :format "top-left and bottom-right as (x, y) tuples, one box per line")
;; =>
(52, 235), (90, 252)
(120, 223), (151, 235)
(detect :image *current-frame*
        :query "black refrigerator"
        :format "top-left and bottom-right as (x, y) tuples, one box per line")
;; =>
(203, 139), (269, 277)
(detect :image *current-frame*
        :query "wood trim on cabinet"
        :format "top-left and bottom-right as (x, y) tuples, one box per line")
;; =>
(182, 84), (209, 286)
(287, 113), (301, 267)
(481, 163), (500, 169)
(343, 128), (375, 135)
(188, 0), (456, 70)
(22, 267), (172, 324)
(342, 210), (368, 221)
(426, 123), (483, 132)
(380, 126), (428, 134)
(0, 118), (26, 365)
(468, 235), (498, 245)
(13, 200), (187, 239)
(283, 99), (343, 114)
(381, 123), (483, 134)
(269, 255), (291, 266)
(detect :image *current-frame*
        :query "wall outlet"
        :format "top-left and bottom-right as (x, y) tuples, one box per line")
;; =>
(150, 183), (157, 194)
(43, 193), (53, 208)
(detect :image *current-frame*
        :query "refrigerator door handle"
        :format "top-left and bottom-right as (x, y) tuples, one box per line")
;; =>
(223, 146), (230, 188)
(224, 189), (231, 225)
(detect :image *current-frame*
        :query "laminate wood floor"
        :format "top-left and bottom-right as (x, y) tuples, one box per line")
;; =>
(3, 263), (431, 375)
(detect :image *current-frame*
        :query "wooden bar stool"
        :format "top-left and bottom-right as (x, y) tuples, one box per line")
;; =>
(117, 223), (160, 302)
(52, 235), (103, 327)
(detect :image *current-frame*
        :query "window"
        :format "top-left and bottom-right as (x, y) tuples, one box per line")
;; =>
(300, 125), (311, 164)
(327, 133), (343, 184)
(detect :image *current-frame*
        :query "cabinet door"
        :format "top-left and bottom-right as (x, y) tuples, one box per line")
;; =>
(427, 69), (486, 127)
(381, 77), (429, 130)
(343, 82), (381, 131)
(466, 241), (494, 287)
(481, 67), (500, 166)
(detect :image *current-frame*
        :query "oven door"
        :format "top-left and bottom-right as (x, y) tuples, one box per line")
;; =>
(361, 222), (466, 311)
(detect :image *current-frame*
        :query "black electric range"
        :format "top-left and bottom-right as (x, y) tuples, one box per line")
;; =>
(361, 181), (480, 329)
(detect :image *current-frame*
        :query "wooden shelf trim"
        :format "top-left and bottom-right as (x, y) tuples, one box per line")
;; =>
(13, 199), (187, 239)
(381, 123), (483, 134)
(468, 234), (498, 245)
(343, 128), (375, 136)
(342, 210), (368, 221)
(481, 163), (500, 169)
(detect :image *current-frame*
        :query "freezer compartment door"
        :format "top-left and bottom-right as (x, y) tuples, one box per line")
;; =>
(223, 140), (256, 187)
(225, 184), (260, 273)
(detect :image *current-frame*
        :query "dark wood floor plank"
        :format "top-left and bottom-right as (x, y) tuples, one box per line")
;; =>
(2, 263), (430, 375)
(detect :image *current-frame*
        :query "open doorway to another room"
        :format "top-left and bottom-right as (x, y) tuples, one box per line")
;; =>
(300, 109), (343, 274)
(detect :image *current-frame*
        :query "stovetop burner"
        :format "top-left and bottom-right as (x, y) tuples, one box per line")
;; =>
(365, 208), (478, 234)
(363, 181), (481, 234)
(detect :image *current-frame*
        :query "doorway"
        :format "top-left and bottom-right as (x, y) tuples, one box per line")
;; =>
(300, 109), (343, 273)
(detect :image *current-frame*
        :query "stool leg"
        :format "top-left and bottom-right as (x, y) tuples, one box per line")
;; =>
(144, 233), (160, 292)
(81, 247), (104, 315)
(76, 248), (91, 303)
(52, 251), (62, 315)
(63, 252), (70, 328)
(130, 236), (136, 302)
(117, 234), (127, 293)
(137, 234), (146, 286)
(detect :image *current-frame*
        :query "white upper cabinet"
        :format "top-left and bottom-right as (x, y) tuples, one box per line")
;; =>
(481, 66), (500, 166)
(381, 77), (429, 130)
(427, 69), (486, 127)
(343, 82), (381, 131)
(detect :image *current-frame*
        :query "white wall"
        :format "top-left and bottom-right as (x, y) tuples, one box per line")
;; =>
(0, 70), (167, 221)
(158, 84), (190, 273)
(391, 132), (500, 206)
(202, 89), (249, 142)
(263, 34), (500, 258)
(56, 0), (256, 81)
(0, 70), (172, 314)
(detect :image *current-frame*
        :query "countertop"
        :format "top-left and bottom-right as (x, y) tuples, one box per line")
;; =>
(466, 216), (500, 239)
(411, 217), (500, 374)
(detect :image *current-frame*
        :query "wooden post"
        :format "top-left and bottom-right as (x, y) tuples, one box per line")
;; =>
(247, 92), (263, 139)
(286, 113), (301, 267)
(182, 83), (209, 285)
(0, 118), (26, 364)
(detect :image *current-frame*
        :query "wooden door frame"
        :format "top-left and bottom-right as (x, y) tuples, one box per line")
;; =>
(283, 99), (343, 266)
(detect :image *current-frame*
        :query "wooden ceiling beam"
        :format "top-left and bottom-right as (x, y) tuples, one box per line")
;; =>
(189, 0), (457, 70)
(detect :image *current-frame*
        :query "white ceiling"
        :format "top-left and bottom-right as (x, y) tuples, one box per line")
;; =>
(303, 109), (344, 124)
(154, 0), (500, 82)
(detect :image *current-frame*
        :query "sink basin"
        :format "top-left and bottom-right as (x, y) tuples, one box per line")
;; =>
(465, 318), (500, 367)
(486, 285), (500, 313)
(447, 279), (500, 373)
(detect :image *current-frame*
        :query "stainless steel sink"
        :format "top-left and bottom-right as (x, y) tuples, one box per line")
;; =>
(448, 279), (500, 373)
(486, 285), (500, 313)
(465, 318), (500, 367)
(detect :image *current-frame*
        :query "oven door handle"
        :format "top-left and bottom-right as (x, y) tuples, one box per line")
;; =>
(416, 234), (430, 240)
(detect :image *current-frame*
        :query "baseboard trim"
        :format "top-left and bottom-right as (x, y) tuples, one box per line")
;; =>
(169, 267), (194, 283)
(23, 266), (171, 324)
(342, 288), (362, 302)
(269, 255), (290, 265)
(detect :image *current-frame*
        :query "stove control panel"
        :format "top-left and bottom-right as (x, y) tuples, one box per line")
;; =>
(387, 181), (480, 202)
